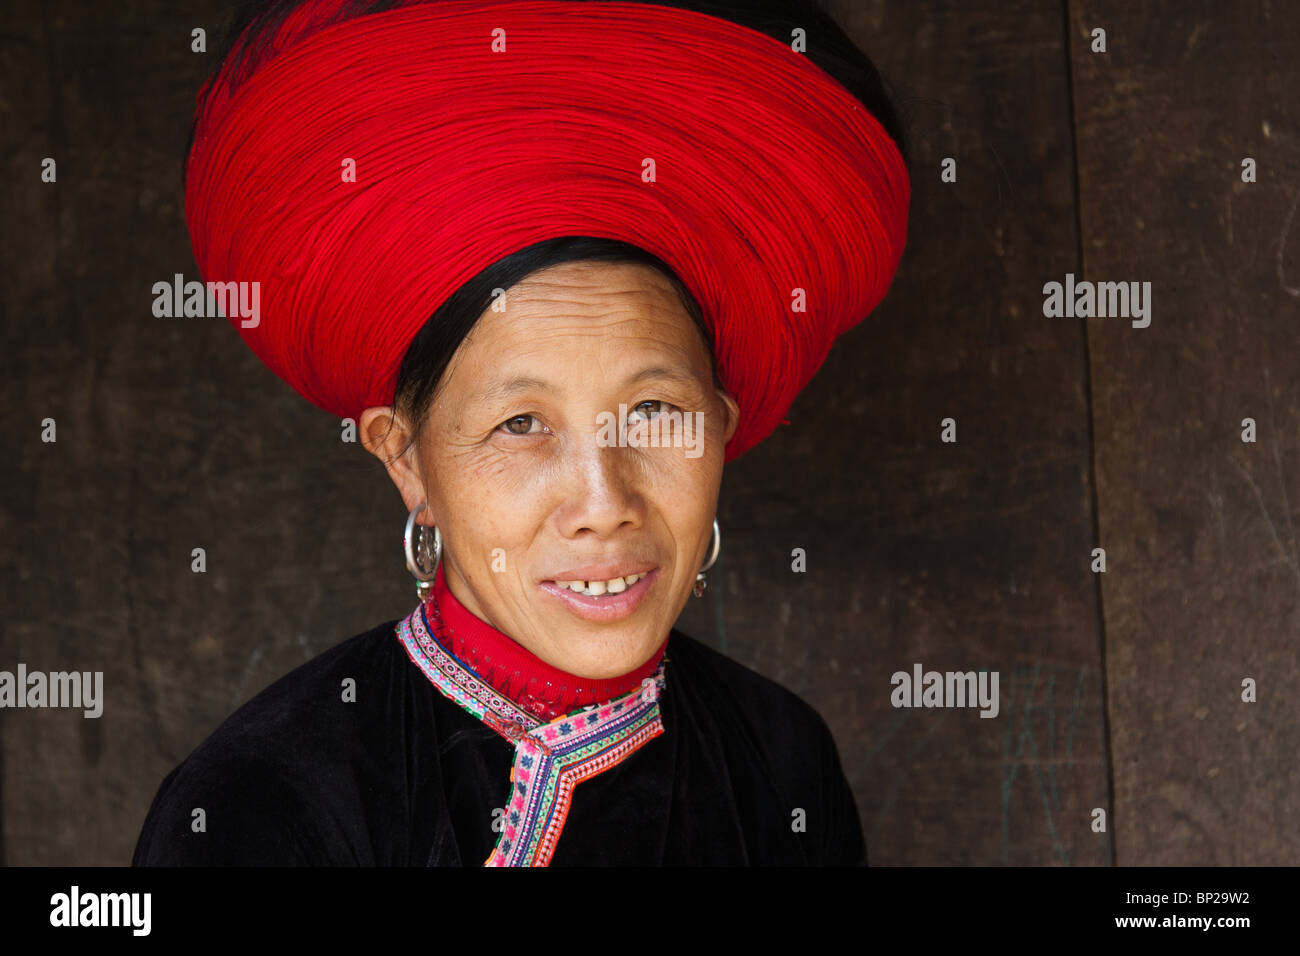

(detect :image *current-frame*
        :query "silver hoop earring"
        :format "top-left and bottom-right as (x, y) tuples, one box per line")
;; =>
(404, 502), (442, 603)
(693, 517), (721, 598)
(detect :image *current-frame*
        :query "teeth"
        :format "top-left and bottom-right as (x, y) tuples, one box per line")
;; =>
(555, 573), (646, 596)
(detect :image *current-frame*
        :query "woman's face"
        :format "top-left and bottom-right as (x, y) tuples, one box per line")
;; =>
(362, 260), (740, 679)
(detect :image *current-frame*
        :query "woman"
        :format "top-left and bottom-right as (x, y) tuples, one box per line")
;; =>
(133, 0), (909, 866)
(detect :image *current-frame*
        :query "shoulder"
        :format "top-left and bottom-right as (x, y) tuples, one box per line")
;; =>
(664, 629), (866, 864)
(664, 628), (838, 748)
(133, 617), (405, 865)
(189, 617), (405, 763)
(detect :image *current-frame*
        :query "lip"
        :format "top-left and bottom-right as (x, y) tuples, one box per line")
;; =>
(538, 568), (660, 623)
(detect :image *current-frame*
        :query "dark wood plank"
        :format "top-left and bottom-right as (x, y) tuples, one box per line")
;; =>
(4, 0), (1115, 867)
(1070, 0), (1300, 865)
(0, 0), (412, 865)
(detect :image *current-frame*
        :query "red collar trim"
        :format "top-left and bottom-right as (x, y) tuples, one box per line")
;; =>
(424, 562), (668, 723)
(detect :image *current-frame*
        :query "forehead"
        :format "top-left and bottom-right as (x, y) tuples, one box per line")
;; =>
(496, 259), (687, 325)
(451, 260), (709, 377)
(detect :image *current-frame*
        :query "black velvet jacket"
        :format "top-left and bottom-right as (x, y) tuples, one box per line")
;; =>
(132, 617), (866, 865)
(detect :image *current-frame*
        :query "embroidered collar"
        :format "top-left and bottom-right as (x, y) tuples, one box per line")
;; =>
(395, 597), (668, 866)
(426, 561), (667, 723)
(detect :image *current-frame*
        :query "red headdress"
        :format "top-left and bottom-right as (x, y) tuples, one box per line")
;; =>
(186, 0), (909, 462)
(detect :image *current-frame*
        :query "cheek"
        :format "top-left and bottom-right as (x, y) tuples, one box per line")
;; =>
(428, 440), (540, 508)
(646, 457), (719, 538)
(437, 472), (547, 560)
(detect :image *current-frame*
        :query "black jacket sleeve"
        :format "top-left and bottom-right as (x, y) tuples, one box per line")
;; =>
(819, 716), (868, 866)
(132, 756), (332, 866)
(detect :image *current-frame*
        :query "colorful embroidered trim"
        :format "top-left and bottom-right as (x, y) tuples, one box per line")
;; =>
(395, 600), (667, 866)
(398, 598), (539, 733)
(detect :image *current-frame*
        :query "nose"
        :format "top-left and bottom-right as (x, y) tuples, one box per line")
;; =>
(553, 430), (644, 539)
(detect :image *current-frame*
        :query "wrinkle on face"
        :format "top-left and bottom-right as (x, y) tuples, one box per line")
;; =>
(363, 260), (739, 679)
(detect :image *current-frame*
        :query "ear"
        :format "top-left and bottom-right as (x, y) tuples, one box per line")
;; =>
(359, 406), (430, 520)
(715, 387), (741, 445)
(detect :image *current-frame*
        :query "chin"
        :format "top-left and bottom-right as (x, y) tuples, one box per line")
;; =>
(558, 632), (661, 680)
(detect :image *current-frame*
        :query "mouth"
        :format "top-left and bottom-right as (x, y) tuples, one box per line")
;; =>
(537, 568), (661, 623)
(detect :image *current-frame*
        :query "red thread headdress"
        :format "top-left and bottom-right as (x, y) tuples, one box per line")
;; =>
(186, 0), (910, 462)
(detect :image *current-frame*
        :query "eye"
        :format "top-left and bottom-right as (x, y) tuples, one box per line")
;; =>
(628, 400), (672, 424)
(498, 414), (547, 436)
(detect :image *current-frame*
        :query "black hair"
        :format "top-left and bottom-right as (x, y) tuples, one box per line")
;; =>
(190, 0), (909, 458)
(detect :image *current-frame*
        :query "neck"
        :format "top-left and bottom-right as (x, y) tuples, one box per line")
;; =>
(424, 562), (668, 722)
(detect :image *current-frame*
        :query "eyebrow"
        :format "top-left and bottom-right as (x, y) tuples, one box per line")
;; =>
(476, 365), (701, 405)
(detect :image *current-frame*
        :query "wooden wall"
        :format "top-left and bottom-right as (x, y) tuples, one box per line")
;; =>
(1, 0), (1295, 865)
